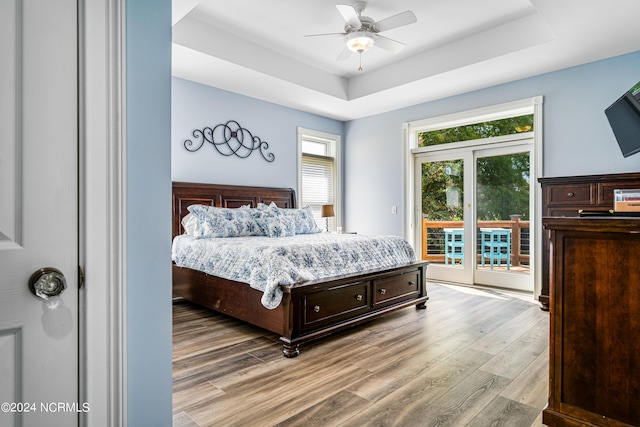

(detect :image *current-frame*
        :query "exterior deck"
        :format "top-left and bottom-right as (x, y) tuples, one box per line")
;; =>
(421, 216), (530, 274)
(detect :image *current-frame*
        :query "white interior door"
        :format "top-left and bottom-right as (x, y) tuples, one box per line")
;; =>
(0, 0), (79, 426)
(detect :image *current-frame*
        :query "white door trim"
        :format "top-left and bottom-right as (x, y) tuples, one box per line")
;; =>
(79, 0), (127, 425)
(403, 96), (544, 299)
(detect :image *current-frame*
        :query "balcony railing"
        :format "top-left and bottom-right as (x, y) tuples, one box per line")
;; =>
(421, 216), (530, 266)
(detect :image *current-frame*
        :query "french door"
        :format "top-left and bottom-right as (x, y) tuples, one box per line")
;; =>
(414, 138), (534, 292)
(415, 150), (473, 284)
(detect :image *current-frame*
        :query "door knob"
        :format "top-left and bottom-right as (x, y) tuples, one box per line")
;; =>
(29, 268), (67, 300)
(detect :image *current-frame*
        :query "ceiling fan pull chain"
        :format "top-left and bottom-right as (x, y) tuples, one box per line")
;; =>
(359, 52), (363, 71)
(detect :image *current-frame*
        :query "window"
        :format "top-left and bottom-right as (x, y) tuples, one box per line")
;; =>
(418, 114), (534, 147)
(297, 128), (341, 231)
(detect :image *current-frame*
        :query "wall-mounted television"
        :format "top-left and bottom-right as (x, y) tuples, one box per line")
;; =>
(605, 80), (640, 158)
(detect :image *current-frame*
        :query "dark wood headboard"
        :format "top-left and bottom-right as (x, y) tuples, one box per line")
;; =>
(172, 182), (297, 238)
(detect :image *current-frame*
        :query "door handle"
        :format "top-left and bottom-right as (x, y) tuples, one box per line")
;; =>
(29, 267), (67, 300)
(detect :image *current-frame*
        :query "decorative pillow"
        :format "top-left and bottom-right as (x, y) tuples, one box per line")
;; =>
(252, 203), (296, 237)
(281, 206), (322, 234)
(186, 204), (264, 238)
(181, 213), (201, 236)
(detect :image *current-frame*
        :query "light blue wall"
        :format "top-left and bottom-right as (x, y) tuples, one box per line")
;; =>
(172, 77), (344, 190)
(172, 54), (640, 239)
(344, 51), (640, 236)
(127, 0), (173, 425)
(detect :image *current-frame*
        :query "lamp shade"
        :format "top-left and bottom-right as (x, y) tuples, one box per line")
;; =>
(321, 204), (335, 218)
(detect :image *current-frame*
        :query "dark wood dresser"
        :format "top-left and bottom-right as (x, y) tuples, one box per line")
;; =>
(542, 217), (640, 427)
(538, 172), (640, 310)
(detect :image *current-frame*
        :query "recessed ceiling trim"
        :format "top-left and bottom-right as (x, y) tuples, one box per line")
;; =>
(172, 0), (199, 25)
(348, 12), (556, 99)
(173, 15), (349, 100)
(172, 44), (356, 120)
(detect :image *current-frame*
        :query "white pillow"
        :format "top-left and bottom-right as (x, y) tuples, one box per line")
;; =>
(181, 213), (201, 236)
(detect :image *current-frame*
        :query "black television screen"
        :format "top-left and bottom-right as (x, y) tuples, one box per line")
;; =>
(605, 80), (640, 158)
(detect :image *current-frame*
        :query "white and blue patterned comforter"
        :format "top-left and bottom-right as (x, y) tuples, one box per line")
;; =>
(171, 233), (416, 309)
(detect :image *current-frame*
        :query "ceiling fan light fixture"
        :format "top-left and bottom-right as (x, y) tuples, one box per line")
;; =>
(346, 31), (375, 53)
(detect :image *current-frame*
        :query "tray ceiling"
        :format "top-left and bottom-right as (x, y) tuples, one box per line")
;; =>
(173, 0), (640, 120)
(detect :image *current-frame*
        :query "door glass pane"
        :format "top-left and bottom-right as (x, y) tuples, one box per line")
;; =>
(421, 160), (464, 268)
(475, 152), (530, 274)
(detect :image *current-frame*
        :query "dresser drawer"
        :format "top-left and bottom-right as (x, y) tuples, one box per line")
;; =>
(302, 281), (369, 329)
(547, 183), (594, 205)
(546, 208), (582, 217)
(373, 270), (420, 307)
(598, 182), (640, 206)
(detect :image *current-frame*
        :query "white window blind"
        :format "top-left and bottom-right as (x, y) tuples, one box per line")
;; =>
(298, 127), (340, 232)
(301, 153), (334, 229)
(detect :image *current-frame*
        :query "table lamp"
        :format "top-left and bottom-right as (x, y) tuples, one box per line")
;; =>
(321, 204), (334, 232)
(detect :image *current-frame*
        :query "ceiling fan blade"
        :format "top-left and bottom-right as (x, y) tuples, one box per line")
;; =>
(336, 46), (353, 61)
(304, 32), (345, 38)
(374, 34), (405, 54)
(374, 10), (417, 32)
(336, 4), (362, 30)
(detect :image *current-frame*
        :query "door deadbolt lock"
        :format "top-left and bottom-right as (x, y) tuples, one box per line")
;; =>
(29, 267), (67, 300)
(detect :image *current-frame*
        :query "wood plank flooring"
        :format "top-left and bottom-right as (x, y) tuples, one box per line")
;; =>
(173, 282), (549, 427)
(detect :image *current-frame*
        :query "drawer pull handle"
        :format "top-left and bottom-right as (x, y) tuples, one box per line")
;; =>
(356, 294), (363, 301)
(379, 289), (386, 295)
(313, 305), (320, 313)
(567, 192), (574, 198)
(409, 281), (416, 287)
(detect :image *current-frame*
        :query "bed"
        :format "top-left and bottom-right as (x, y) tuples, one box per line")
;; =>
(172, 181), (429, 357)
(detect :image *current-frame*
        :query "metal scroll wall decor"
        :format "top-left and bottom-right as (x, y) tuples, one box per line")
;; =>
(184, 120), (275, 162)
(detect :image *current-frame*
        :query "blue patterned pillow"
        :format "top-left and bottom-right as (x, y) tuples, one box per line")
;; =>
(187, 204), (264, 238)
(253, 203), (296, 237)
(281, 206), (322, 234)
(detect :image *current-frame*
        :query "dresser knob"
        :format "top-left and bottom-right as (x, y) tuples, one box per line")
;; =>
(567, 192), (574, 198)
(313, 305), (320, 313)
(355, 294), (363, 301)
(379, 289), (386, 295)
(409, 281), (416, 287)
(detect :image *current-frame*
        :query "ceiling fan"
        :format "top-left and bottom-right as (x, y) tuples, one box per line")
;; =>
(306, 1), (417, 70)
